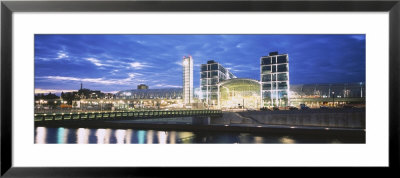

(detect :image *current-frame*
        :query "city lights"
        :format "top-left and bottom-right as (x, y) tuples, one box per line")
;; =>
(33, 34), (366, 145)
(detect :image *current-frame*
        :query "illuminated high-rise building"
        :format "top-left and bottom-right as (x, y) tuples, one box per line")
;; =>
(182, 56), (193, 104)
(260, 51), (290, 107)
(200, 60), (236, 106)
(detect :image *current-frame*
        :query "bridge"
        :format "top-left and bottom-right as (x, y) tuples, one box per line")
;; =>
(34, 110), (223, 124)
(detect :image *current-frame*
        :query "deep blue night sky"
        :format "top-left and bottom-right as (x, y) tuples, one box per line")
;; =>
(34, 34), (365, 94)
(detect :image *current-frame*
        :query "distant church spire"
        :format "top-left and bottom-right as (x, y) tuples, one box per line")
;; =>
(80, 82), (83, 90)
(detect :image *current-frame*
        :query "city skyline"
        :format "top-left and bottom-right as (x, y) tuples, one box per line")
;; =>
(35, 34), (365, 94)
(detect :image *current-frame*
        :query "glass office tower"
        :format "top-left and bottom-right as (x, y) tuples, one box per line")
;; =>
(200, 60), (236, 107)
(260, 52), (290, 107)
(183, 56), (193, 104)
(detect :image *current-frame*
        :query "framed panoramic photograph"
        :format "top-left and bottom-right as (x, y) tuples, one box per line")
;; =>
(1, 0), (399, 177)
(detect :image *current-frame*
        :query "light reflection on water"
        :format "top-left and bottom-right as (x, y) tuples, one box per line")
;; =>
(126, 129), (132, 144)
(253, 136), (263, 144)
(35, 127), (46, 144)
(34, 127), (362, 144)
(137, 130), (146, 144)
(57, 127), (68, 144)
(169, 131), (176, 144)
(115, 129), (126, 144)
(279, 136), (296, 144)
(147, 130), (153, 144)
(158, 131), (168, 144)
(95, 129), (108, 144)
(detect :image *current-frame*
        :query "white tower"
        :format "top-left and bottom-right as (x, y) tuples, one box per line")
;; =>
(183, 56), (193, 104)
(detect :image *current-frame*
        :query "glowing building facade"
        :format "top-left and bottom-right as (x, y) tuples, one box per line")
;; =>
(200, 60), (236, 107)
(218, 78), (261, 109)
(183, 56), (193, 104)
(260, 52), (290, 107)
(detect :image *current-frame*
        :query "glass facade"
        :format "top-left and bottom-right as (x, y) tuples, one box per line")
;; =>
(218, 79), (261, 109)
(260, 52), (290, 107)
(200, 60), (236, 106)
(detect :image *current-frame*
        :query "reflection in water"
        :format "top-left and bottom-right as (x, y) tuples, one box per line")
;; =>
(254, 136), (264, 144)
(169, 131), (176, 144)
(331, 139), (342, 143)
(96, 129), (106, 144)
(34, 127), (363, 144)
(35, 127), (46, 144)
(147, 130), (154, 144)
(137, 130), (146, 144)
(115, 129), (126, 144)
(126, 129), (132, 144)
(95, 129), (112, 144)
(57, 127), (69, 144)
(76, 128), (90, 144)
(158, 131), (168, 144)
(279, 136), (296, 144)
(178, 132), (194, 143)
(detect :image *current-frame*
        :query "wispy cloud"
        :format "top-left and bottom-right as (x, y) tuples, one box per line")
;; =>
(57, 51), (69, 59)
(35, 88), (77, 94)
(109, 69), (119, 75)
(174, 60), (183, 66)
(230, 69), (245, 73)
(136, 40), (146, 45)
(35, 34), (366, 91)
(86, 58), (110, 67)
(154, 84), (181, 88)
(105, 60), (120, 64)
(40, 73), (141, 85)
(128, 72), (142, 78)
(45, 76), (117, 85)
(103, 90), (120, 94)
(130, 62), (150, 69)
(228, 64), (259, 72)
(35, 88), (119, 94)
(35, 51), (69, 61)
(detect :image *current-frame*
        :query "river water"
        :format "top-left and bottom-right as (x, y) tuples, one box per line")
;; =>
(34, 126), (364, 144)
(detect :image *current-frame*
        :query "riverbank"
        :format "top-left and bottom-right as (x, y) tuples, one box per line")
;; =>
(35, 120), (365, 140)
(212, 108), (365, 129)
(34, 108), (366, 141)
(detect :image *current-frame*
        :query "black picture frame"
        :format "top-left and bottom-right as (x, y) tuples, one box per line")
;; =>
(1, 0), (399, 177)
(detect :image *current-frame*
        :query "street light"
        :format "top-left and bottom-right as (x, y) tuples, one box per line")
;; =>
(332, 91), (335, 107)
